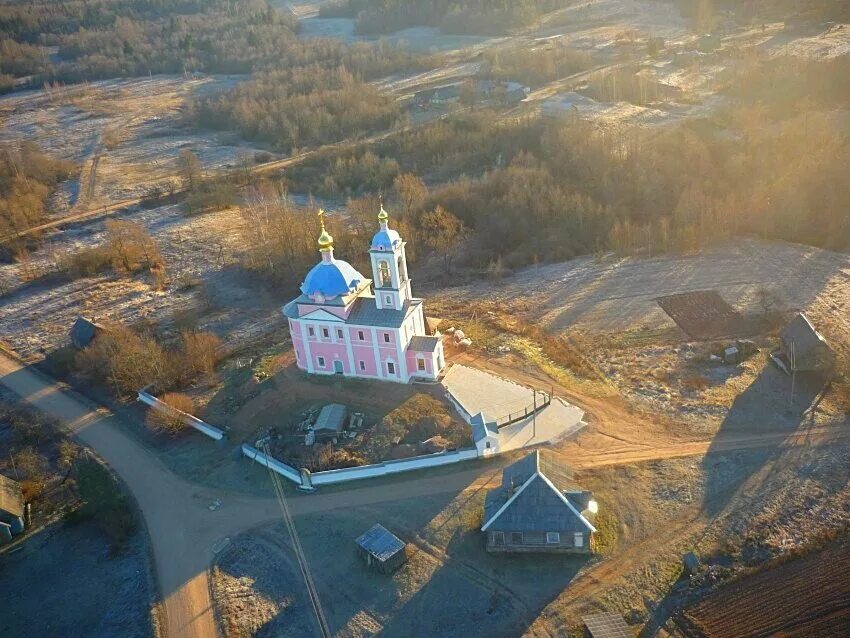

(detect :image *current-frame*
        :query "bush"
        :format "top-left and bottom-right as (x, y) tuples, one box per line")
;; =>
(60, 245), (112, 278)
(75, 324), (177, 395)
(146, 392), (194, 435)
(180, 330), (223, 378)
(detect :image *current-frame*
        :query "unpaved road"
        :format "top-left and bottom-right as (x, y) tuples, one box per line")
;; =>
(2, 348), (847, 636)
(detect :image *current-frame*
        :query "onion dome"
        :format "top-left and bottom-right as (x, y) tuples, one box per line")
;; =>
(371, 203), (401, 251)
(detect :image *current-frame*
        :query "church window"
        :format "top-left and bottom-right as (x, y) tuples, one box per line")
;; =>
(383, 333), (391, 343)
(308, 327), (315, 337)
(317, 356), (325, 368)
(417, 358), (426, 371)
(379, 260), (391, 287)
(385, 295), (392, 306)
(359, 360), (366, 371)
(322, 327), (329, 338)
(397, 255), (407, 282)
(358, 330), (365, 341)
(336, 328), (343, 339)
(387, 362), (395, 375)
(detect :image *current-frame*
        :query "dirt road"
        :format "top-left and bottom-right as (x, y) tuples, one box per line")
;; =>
(3, 348), (847, 636)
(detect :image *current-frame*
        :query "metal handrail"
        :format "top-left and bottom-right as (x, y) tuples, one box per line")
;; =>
(493, 388), (553, 429)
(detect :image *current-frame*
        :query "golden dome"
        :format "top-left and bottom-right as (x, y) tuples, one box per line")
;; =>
(378, 203), (388, 222)
(317, 209), (333, 251)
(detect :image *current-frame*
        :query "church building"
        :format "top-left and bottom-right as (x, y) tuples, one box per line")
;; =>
(283, 205), (445, 383)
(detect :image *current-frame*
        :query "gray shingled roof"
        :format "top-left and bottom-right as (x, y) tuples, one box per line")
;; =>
(483, 450), (595, 534)
(69, 316), (101, 349)
(314, 404), (347, 433)
(408, 335), (440, 353)
(0, 474), (24, 519)
(470, 413), (498, 442)
(347, 296), (421, 328)
(582, 612), (632, 638)
(355, 524), (406, 562)
(780, 313), (832, 356)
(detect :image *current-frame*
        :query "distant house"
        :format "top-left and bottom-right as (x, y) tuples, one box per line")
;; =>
(482, 450), (596, 553)
(413, 84), (461, 107)
(0, 474), (25, 544)
(312, 403), (348, 439)
(69, 316), (104, 349)
(775, 312), (836, 374)
(355, 523), (408, 573)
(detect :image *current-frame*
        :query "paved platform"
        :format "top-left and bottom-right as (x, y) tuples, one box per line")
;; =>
(442, 364), (585, 452)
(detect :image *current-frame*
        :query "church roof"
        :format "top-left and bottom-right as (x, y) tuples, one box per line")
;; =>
(371, 228), (401, 251)
(301, 258), (365, 298)
(347, 296), (421, 328)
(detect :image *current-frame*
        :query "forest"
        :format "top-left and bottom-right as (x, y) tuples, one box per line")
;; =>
(0, 0), (421, 89)
(186, 56), (412, 152)
(282, 54), (849, 272)
(320, 0), (571, 35)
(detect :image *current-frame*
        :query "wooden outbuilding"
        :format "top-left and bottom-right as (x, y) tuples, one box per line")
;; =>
(775, 312), (836, 374)
(355, 524), (408, 574)
(0, 474), (25, 544)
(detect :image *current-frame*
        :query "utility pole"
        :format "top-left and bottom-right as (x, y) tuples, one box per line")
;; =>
(261, 442), (331, 638)
(789, 340), (797, 410)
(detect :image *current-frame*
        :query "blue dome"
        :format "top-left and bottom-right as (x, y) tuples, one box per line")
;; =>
(371, 228), (401, 251)
(301, 259), (365, 298)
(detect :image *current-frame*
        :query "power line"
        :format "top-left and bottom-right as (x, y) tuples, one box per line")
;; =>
(261, 441), (332, 638)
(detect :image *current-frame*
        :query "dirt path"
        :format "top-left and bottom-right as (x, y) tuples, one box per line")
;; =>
(3, 348), (847, 636)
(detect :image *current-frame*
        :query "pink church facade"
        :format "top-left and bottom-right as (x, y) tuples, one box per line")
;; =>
(283, 206), (445, 383)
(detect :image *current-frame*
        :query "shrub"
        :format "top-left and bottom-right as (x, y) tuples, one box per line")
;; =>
(146, 392), (194, 435)
(75, 324), (177, 395)
(60, 245), (112, 278)
(180, 330), (223, 378)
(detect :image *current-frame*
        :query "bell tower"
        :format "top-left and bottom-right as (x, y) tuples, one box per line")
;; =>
(370, 203), (411, 310)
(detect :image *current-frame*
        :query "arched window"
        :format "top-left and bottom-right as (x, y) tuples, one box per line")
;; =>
(397, 254), (407, 283)
(378, 260), (391, 287)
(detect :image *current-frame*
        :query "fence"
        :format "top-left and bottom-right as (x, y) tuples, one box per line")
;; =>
(241, 444), (302, 484)
(492, 391), (551, 429)
(241, 442), (480, 489)
(137, 390), (226, 441)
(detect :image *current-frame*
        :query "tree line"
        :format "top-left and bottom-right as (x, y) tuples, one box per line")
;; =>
(0, 141), (75, 257)
(186, 65), (404, 153)
(280, 54), (849, 273)
(321, 0), (573, 35)
(0, 0), (422, 89)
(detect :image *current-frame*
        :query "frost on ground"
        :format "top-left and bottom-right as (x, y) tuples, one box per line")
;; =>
(0, 74), (260, 214)
(438, 238), (850, 338)
(0, 202), (285, 360)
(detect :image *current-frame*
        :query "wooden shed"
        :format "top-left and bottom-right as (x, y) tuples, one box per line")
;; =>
(355, 524), (408, 574)
(776, 313), (836, 374)
(0, 474), (25, 543)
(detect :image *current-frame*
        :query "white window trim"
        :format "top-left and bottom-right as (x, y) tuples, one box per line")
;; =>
(573, 532), (584, 547)
(417, 357), (426, 371)
(359, 360), (366, 371)
(491, 531), (504, 546)
(387, 360), (396, 375)
(317, 356), (326, 369)
(546, 532), (560, 544)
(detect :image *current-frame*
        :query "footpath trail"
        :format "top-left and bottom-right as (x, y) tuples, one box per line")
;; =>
(2, 349), (847, 636)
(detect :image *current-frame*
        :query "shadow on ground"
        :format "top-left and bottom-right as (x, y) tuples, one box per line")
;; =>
(214, 481), (590, 637)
